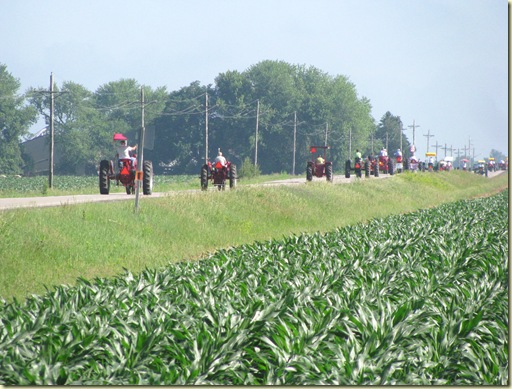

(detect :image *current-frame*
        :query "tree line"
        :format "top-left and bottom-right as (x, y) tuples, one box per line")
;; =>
(2, 60), (420, 176)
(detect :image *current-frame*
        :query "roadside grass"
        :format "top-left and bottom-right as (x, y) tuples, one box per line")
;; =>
(0, 172), (295, 198)
(0, 170), (508, 302)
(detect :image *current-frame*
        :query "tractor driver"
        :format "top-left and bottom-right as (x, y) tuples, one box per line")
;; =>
(316, 154), (325, 164)
(116, 140), (138, 168)
(214, 151), (227, 167)
(355, 149), (362, 160)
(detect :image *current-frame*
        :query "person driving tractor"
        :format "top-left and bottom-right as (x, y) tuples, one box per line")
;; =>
(316, 154), (325, 164)
(214, 150), (227, 168)
(116, 140), (138, 168)
(355, 149), (362, 160)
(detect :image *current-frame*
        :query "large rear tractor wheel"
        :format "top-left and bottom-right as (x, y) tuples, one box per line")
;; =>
(306, 163), (313, 181)
(143, 160), (153, 195)
(364, 161), (370, 177)
(374, 163), (379, 177)
(229, 164), (237, 189)
(325, 163), (333, 182)
(201, 164), (209, 191)
(99, 160), (110, 195)
(345, 160), (351, 178)
(388, 159), (395, 176)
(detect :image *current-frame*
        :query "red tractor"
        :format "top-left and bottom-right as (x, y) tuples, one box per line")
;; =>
(378, 154), (394, 175)
(306, 146), (333, 182)
(200, 153), (237, 191)
(99, 133), (153, 195)
(345, 156), (379, 178)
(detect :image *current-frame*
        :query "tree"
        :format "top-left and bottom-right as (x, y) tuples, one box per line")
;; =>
(375, 112), (411, 157)
(0, 64), (37, 174)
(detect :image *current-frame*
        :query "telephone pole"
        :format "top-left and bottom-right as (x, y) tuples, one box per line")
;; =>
(423, 129), (434, 153)
(135, 85), (145, 211)
(324, 122), (328, 146)
(48, 73), (55, 188)
(433, 141), (441, 157)
(292, 111), (297, 175)
(205, 92), (209, 163)
(408, 120), (420, 148)
(255, 100), (260, 166)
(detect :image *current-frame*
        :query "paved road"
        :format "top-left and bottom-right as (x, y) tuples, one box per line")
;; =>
(0, 170), (505, 211)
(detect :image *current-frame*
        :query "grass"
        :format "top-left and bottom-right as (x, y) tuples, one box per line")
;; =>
(0, 170), (507, 302)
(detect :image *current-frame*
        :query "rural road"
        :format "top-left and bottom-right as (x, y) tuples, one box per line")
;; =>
(0, 171), (504, 211)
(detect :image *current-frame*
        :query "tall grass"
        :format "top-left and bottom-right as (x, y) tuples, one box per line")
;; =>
(0, 171), (507, 302)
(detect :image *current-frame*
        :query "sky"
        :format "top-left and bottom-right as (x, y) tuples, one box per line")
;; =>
(1, 0), (508, 160)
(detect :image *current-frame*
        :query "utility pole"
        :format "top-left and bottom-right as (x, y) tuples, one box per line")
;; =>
(324, 122), (328, 146)
(454, 148), (461, 169)
(423, 129), (434, 153)
(48, 72), (55, 188)
(135, 85), (145, 211)
(292, 111), (297, 175)
(205, 92), (209, 163)
(255, 100), (259, 166)
(408, 120), (420, 148)
(349, 127), (352, 158)
(433, 141), (441, 157)
(385, 131), (389, 150)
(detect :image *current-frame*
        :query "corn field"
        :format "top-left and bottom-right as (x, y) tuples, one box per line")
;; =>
(0, 190), (508, 384)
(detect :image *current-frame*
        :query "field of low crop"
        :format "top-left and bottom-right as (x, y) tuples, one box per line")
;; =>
(0, 189), (508, 385)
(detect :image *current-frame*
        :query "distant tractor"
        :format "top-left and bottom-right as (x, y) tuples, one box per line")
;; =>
(201, 152), (237, 191)
(306, 146), (333, 182)
(99, 133), (153, 195)
(378, 154), (394, 175)
(345, 156), (378, 178)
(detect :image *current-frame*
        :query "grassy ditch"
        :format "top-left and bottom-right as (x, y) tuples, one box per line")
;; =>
(0, 187), (508, 384)
(0, 170), (507, 302)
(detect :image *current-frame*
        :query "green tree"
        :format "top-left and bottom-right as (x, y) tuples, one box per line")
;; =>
(0, 64), (37, 174)
(375, 112), (411, 158)
(151, 81), (208, 174)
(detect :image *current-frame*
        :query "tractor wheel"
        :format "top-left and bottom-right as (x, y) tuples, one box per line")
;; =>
(388, 159), (394, 176)
(345, 160), (351, 178)
(229, 164), (237, 189)
(126, 185), (133, 195)
(99, 160), (110, 195)
(306, 163), (313, 181)
(325, 163), (333, 182)
(404, 159), (409, 171)
(374, 163), (379, 177)
(143, 160), (153, 195)
(364, 161), (370, 178)
(201, 164), (209, 191)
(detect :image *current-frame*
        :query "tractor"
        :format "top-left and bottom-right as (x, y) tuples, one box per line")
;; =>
(306, 146), (333, 182)
(200, 152), (237, 190)
(345, 156), (378, 178)
(378, 154), (394, 175)
(99, 133), (153, 195)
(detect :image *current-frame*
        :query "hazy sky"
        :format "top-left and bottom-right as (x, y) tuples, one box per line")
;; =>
(1, 0), (508, 159)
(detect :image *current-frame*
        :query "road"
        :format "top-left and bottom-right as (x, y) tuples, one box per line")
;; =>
(0, 170), (504, 211)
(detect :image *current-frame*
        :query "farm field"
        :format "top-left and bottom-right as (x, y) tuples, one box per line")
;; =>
(0, 170), (508, 384)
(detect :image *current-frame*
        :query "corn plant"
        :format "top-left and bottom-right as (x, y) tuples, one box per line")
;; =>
(0, 190), (508, 384)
